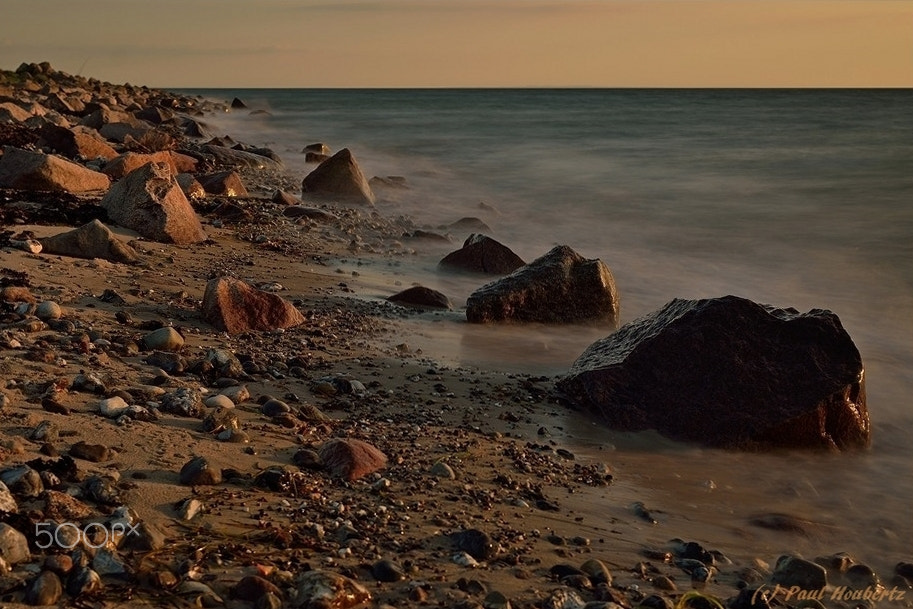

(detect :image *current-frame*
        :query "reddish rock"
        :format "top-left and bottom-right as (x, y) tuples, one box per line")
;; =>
(302, 148), (375, 205)
(176, 173), (206, 200)
(0, 102), (33, 123)
(272, 189), (301, 205)
(198, 170), (248, 196)
(38, 124), (118, 161)
(202, 277), (304, 334)
(439, 234), (525, 276)
(0, 146), (110, 193)
(466, 245), (618, 324)
(100, 161), (206, 245)
(558, 295), (870, 451)
(38, 219), (140, 264)
(103, 151), (180, 179)
(318, 438), (387, 482)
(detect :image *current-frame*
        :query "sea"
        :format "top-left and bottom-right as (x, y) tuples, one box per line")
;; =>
(180, 88), (913, 574)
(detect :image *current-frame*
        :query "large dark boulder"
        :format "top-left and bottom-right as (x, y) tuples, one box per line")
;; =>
(557, 295), (870, 451)
(438, 234), (525, 275)
(301, 148), (375, 205)
(466, 245), (619, 324)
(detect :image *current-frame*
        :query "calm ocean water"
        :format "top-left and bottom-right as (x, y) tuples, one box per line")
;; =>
(183, 88), (913, 565)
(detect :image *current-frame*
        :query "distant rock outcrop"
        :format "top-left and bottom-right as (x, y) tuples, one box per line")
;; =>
(100, 161), (206, 245)
(39, 219), (139, 264)
(438, 234), (525, 275)
(202, 277), (304, 335)
(302, 148), (375, 205)
(558, 295), (870, 451)
(466, 245), (618, 324)
(0, 147), (110, 193)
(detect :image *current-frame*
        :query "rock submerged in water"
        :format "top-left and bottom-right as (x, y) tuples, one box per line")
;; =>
(302, 148), (375, 205)
(466, 245), (619, 325)
(558, 295), (870, 450)
(439, 233), (525, 276)
(387, 286), (453, 310)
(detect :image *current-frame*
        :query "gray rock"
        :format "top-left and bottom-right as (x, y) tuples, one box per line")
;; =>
(558, 295), (870, 450)
(388, 286), (453, 310)
(467, 245), (618, 324)
(160, 387), (203, 417)
(202, 407), (240, 434)
(261, 398), (291, 417)
(430, 461), (456, 479)
(204, 394), (235, 409)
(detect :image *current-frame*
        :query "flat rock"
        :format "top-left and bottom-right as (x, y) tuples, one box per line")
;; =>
(318, 438), (387, 482)
(38, 219), (140, 264)
(302, 148), (375, 205)
(439, 234), (525, 275)
(202, 277), (304, 334)
(466, 244), (619, 324)
(100, 161), (206, 245)
(202, 144), (282, 170)
(388, 286), (453, 310)
(0, 146), (110, 193)
(558, 295), (870, 450)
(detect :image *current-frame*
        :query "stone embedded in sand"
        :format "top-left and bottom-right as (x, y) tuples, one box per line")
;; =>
(202, 277), (304, 335)
(272, 189), (301, 205)
(388, 286), (453, 310)
(0, 523), (30, 565)
(0, 146), (110, 193)
(318, 438), (387, 482)
(294, 570), (371, 609)
(558, 295), (870, 451)
(0, 286), (36, 303)
(100, 161), (206, 245)
(439, 234), (525, 276)
(198, 170), (248, 197)
(38, 219), (140, 264)
(69, 441), (112, 463)
(466, 245), (619, 324)
(302, 148), (375, 205)
(142, 326), (184, 351)
(179, 456), (222, 486)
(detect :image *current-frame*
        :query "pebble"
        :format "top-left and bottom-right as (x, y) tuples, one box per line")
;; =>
(295, 570), (371, 609)
(69, 441), (112, 462)
(231, 575), (282, 601)
(25, 570), (63, 606)
(179, 456), (222, 486)
(771, 555), (828, 589)
(580, 559), (613, 586)
(453, 529), (497, 561)
(261, 398), (291, 417)
(177, 498), (204, 520)
(845, 563), (880, 589)
(35, 301), (63, 321)
(430, 461), (457, 479)
(220, 385), (250, 403)
(297, 402), (330, 422)
(0, 523), (29, 565)
(71, 372), (107, 394)
(453, 552), (480, 567)
(483, 590), (511, 609)
(652, 575), (677, 591)
(0, 482), (17, 513)
(99, 396), (130, 418)
(372, 559), (405, 582)
(28, 420), (58, 442)
(204, 394), (235, 409)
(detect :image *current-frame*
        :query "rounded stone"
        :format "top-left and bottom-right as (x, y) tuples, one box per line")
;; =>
(204, 394), (235, 409)
(35, 301), (63, 321)
(179, 456), (222, 486)
(261, 398), (291, 417)
(99, 396), (130, 418)
(142, 326), (184, 351)
(26, 571), (63, 606)
(372, 559), (405, 583)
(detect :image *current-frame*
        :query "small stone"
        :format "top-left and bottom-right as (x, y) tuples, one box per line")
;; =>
(160, 388), (203, 417)
(318, 438), (387, 482)
(99, 396), (130, 418)
(179, 456), (222, 486)
(372, 559), (405, 582)
(35, 301), (63, 321)
(483, 590), (511, 609)
(220, 385), (250, 403)
(92, 547), (128, 576)
(25, 570), (63, 606)
(453, 552), (480, 567)
(845, 564), (879, 590)
(296, 402), (330, 422)
(28, 420), (58, 443)
(204, 394), (235, 409)
(430, 461), (456, 479)
(261, 398), (291, 417)
(66, 567), (102, 597)
(652, 575), (677, 591)
(771, 555), (828, 590)
(44, 554), (74, 576)
(69, 441), (112, 462)
(177, 498), (204, 520)
(292, 448), (323, 470)
(294, 570), (371, 609)
(580, 559), (613, 586)
(0, 523), (30, 565)
(231, 575), (282, 601)
(0, 481), (17, 513)
(142, 327), (184, 351)
(453, 529), (497, 561)
(202, 407), (240, 434)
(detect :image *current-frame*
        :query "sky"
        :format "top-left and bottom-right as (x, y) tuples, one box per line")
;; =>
(1, 0), (911, 88)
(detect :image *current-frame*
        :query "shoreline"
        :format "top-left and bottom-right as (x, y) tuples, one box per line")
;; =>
(1, 63), (911, 608)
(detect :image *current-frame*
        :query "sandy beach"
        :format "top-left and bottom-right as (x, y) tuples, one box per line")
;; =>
(1, 63), (910, 608)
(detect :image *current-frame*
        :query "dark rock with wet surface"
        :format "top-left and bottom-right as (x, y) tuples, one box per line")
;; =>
(388, 286), (453, 310)
(439, 234), (525, 276)
(466, 245), (619, 324)
(771, 555), (828, 590)
(558, 295), (869, 450)
(302, 147), (375, 205)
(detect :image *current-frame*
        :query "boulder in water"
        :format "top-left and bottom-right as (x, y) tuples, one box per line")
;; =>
(438, 233), (525, 275)
(301, 148), (375, 205)
(557, 295), (870, 450)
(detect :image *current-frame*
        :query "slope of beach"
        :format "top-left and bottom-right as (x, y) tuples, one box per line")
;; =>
(0, 63), (910, 609)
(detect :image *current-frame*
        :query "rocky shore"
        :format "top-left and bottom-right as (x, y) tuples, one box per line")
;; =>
(0, 62), (909, 608)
